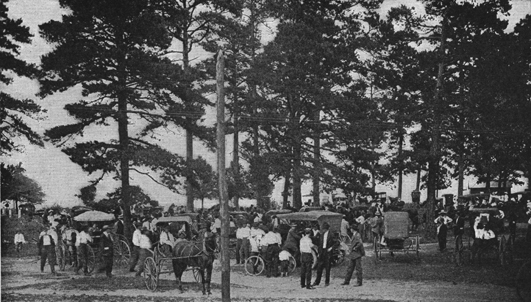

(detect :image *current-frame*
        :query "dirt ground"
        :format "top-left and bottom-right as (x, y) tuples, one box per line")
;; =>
(1, 242), (523, 302)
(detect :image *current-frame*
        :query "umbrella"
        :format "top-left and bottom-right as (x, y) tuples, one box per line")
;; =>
(74, 210), (115, 222)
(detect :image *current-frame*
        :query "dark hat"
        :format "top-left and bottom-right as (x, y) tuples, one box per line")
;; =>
(322, 222), (330, 229)
(134, 221), (142, 227)
(102, 225), (111, 231)
(350, 223), (359, 230)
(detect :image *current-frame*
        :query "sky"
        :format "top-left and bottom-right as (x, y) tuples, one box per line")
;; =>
(1, 0), (530, 209)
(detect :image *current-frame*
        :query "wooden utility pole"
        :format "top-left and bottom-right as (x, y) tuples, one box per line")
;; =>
(216, 49), (230, 302)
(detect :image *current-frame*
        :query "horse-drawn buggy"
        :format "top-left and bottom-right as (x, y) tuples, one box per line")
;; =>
(373, 211), (420, 261)
(72, 210), (131, 273)
(142, 215), (216, 294)
(453, 206), (514, 266)
(274, 211), (347, 270)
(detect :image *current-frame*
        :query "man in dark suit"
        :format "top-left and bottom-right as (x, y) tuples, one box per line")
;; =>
(312, 222), (338, 287)
(342, 224), (365, 286)
(99, 225), (114, 278)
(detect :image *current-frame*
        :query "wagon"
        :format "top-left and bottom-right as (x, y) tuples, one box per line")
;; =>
(72, 211), (131, 273)
(143, 215), (202, 291)
(454, 207), (514, 266)
(276, 211), (346, 267)
(373, 211), (420, 261)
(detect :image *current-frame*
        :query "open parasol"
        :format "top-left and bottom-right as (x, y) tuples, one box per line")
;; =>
(74, 210), (115, 222)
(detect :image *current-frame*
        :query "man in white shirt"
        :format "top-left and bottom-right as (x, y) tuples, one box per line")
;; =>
(75, 225), (93, 275)
(14, 231), (25, 253)
(434, 210), (453, 252)
(239, 223), (251, 263)
(261, 226), (282, 277)
(135, 228), (153, 277)
(356, 214), (366, 241)
(300, 228), (316, 289)
(340, 216), (349, 242)
(129, 221), (142, 272)
(159, 225), (175, 257)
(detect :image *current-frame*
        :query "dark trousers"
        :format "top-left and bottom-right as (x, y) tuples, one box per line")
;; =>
(129, 245), (140, 271)
(241, 238), (250, 262)
(280, 260), (289, 274)
(344, 257), (362, 285)
(76, 244), (89, 274)
(265, 244), (280, 277)
(40, 245), (56, 272)
(236, 239), (243, 264)
(437, 225), (448, 251)
(314, 250), (331, 285)
(101, 255), (113, 277)
(300, 252), (313, 288)
(135, 248), (149, 276)
(15, 243), (22, 253)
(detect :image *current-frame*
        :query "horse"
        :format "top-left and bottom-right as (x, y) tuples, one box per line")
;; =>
(171, 234), (216, 295)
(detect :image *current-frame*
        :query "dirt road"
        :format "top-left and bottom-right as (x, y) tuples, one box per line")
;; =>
(1, 255), (520, 302)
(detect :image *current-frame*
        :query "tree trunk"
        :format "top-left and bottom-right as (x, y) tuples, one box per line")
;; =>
(457, 154), (464, 196)
(182, 25), (194, 213)
(312, 110), (320, 207)
(397, 133), (404, 200)
(282, 171), (291, 209)
(216, 50), (230, 302)
(425, 15), (448, 240)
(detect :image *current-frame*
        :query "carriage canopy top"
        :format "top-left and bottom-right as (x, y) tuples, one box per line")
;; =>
(73, 210), (115, 222)
(277, 211), (343, 233)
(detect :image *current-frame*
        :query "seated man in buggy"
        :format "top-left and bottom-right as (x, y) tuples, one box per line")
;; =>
(159, 224), (176, 257)
(471, 214), (497, 263)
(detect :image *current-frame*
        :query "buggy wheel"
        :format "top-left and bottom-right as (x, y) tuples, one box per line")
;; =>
(288, 255), (297, 274)
(86, 245), (96, 273)
(193, 268), (201, 283)
(403, 238), (413, 251)
(114, 240), (131, 268)
(311, 248), (318, 269)
(516, 261), (531, 302)
(143, 257), (158, 291)
(244, 256), (264, 276)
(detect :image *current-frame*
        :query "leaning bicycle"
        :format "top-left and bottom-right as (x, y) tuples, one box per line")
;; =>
(244, 252), (296, 276)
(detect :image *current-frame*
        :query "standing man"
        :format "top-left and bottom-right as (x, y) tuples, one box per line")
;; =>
(283, 224), (301, 257)
(342, 224), (365, 286)
(129, 221), (142, 272)
(434, 210), (453, 252)
(239, 222), (251, 264)
(340, 215), (349, 242)
(135, 228), (153, 277)
(261, 226), (282, 278)
(159, 224), (175, 257)
(299, 228), (316, 290)
(235, 222), (245, 264)
(99, 225), (114, 278)
(14, 230), (26, 253)
(312, 222), (337, 287)
(39, 225), (58, 275)
(75, 225), (93, 276)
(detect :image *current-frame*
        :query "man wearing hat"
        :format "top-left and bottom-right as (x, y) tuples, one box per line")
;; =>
(129, 221), (142, 272)
(99, 225), (114, 278)
(260, 225), (282, 277)
(283, 224), (301, 257)
(342, 223), (365, 286)
(299, 228), (316, 289)
(434, 210), (453, 252)
(159, 224), (175, 257)
(312, 222), (338, 287)
(135, 227), (152, 277)
(75, 225), (92, 275)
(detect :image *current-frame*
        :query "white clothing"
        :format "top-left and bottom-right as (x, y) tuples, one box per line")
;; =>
(139, 234), (152, 249)
(322, 230), (329, 249)
(132, 229), (142, 247)
(250, 227), (265, 239)
(160, 231), (175, 247)
(142, 220), (151, 230)
(150, 218), (159, 232)
(340, 219), (349, 236)
(236, 227), (251, 239)
(299, 235), (314, 254)
(250, 234), (262, 252)
(261, 232), (281, 246)
(434, 215), (453, 234)
(76, 231), (93, 246)
(356, 215), (365, 225)
(279, 250), (291, 261)
(14, 233), (25, 244)
(47, 229), (58, 246)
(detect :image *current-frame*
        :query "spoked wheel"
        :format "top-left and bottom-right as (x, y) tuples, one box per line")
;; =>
(288, 255), (297, 274)
(193, 268), (201, 283)
(403, 238), (413, 251)
(516, 261), (531, 302)
(114, 240), (131, 268)
(143, 257), (159, 291)
(244, 255), (264, 276)
(86, 245), (96, 273)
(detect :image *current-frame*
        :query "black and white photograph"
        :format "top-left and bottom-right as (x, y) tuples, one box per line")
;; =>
(1, 0), (531, 301)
